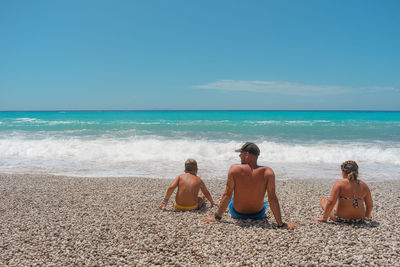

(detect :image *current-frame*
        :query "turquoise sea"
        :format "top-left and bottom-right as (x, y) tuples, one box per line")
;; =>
(0, 110), (399, 180)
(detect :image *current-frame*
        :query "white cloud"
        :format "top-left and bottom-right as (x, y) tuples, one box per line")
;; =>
(194, 80), (399, 96)
(364, 86), (400, 94)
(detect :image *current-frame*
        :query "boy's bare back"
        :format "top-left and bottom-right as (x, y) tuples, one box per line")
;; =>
(159, 159), (218, 210)
(175, 173), (203, 206)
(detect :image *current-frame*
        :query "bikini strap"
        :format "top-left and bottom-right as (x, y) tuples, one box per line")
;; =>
(353, 194), (360, 208)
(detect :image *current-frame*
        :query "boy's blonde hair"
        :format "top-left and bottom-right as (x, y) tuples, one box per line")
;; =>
(185, 159), (198, 172)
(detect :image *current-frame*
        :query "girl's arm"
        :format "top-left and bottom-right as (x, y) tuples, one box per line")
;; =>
(316, 181), (340, 222)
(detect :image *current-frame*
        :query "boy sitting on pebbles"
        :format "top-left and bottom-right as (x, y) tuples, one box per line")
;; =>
(159, 159), (218, 210)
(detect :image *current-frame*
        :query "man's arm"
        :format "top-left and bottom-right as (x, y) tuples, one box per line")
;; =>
(215, 170), (235, 217)
(201, 167), (235, 222)
(199, 180), (218, 207)
(266, 169), (297, 229)
(266, 170), (283, 225)
(159, 176), (180, 208)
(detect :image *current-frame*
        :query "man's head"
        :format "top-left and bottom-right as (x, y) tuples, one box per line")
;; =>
(235, 142), (260, 164)
(235, 142), (260, 156)
(185, 158), (198, 174)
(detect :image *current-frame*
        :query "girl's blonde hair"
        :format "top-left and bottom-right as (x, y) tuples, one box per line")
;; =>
(341, 160), (359, 181)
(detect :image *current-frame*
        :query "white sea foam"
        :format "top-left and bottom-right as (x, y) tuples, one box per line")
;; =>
(135, 122), (161, 125)
(286, 121), (310, 124)
(14, 118), (38, 123)
(248, 121), (279, 124)
(12, 118), (86, 125)
(0, 137), (399, 179)
(247, 120), (333, 125)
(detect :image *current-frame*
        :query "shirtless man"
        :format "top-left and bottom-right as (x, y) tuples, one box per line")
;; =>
(201, 142), (297, 229)
(159, 159), (218, 210)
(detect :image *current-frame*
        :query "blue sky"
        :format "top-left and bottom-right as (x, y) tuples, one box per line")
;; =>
(1, 0), (399, 110)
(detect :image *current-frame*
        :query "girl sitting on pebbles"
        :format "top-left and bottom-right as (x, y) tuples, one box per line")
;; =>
(316, 160), (373, 223)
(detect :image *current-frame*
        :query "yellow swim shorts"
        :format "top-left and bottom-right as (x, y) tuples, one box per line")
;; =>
(174, 202), (199, 211)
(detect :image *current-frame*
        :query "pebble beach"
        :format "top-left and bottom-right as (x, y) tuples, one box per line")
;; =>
(1, 173), (399, 266)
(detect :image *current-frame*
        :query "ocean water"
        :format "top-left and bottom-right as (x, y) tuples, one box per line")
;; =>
(0, 110), (399, 180)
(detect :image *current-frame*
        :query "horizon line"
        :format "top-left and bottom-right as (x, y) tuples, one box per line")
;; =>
(1, 109), (400, 112)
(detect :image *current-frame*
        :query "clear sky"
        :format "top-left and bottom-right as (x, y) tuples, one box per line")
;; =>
(1, 0), (399, 110)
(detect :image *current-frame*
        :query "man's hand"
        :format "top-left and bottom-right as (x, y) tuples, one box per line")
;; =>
(277, 222), (298, 229)
(284, 222), (298, 229)
(200, 216), (218, 223)
(211, 201), (219, 207)
(159, 200), (168, 209)
(315, 217), (328, 222)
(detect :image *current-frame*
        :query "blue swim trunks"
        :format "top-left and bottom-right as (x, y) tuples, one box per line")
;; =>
(229, 199), (267, 220)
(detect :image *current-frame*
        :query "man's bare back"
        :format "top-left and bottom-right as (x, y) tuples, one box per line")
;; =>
(201, 142), (297, 229)
(230, 164), (271, 214)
